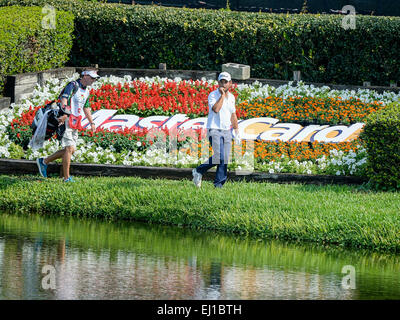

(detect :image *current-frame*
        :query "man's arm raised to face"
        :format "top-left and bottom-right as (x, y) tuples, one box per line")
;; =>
(211, 87), (226, 113)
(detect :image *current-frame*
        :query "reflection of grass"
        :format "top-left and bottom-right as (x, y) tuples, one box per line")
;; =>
(0, 212), (399, 275)
(1, 211), (400, 298)
(0, 175), (400, 252)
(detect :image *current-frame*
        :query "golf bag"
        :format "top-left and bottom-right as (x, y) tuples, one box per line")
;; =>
(31, 101), (67, 140)
(29, 81), (79, 150)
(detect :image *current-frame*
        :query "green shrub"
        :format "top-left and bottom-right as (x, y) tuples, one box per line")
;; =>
(360, 103), (400, 190)
(0, 6), (74, 95)
(1, 1), (399, 86)
(6, 123), (32, 150)
(8, 142), (25, 159)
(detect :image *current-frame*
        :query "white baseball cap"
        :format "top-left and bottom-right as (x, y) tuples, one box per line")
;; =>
(82, 70), (100, 78)
(218, 72), (231, 82)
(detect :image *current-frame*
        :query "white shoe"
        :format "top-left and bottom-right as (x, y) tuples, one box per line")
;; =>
(192, 168), (202, 187)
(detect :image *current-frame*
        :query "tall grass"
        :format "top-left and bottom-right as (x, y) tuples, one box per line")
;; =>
(0, 175), (399, 252)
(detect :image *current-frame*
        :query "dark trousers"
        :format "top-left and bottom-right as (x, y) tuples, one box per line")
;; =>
(196, 129), (232, 188)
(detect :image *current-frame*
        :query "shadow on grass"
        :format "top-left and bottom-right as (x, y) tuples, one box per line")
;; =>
(0, 175), (45, 190)
(87, 176), (378, 196)
(1, 174), (383, 197)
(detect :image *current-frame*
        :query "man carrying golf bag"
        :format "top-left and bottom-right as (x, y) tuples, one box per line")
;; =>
(35, 68), (99, 182)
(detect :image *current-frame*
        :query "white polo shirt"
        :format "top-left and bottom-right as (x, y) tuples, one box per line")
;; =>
(60, 79), (90, 118)
(206, 89), (236, 130)
(70, 86), (90, 117)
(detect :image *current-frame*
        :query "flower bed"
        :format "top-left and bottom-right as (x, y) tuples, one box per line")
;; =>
(91, 80), (244, 118)
(2, 74), (400, 177)
(239, 96), (384, 125)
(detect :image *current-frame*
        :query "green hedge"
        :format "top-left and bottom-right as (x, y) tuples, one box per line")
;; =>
(111, 0), (400, 17)
(1, 0), (400, 86)
(360, 103), (400, 191)
(0, 6), (74, 95)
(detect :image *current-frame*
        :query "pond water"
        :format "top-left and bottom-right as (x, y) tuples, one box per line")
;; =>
(0, 212), (399, 300)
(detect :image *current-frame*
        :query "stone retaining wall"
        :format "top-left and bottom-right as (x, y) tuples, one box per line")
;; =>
(4, 67), (76, 104)
(0, 97), (11, 111)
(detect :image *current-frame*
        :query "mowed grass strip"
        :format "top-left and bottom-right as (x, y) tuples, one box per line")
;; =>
(0, 175), (399, 252)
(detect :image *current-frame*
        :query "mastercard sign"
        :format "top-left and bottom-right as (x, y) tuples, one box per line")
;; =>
(82, 110), (364, 143)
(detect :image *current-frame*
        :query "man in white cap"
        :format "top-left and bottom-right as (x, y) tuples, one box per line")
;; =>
(192, 71), (241, 188)
(36, 68), (100, 182)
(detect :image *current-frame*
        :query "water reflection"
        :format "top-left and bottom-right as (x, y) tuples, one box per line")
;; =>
(0, 212), (399, 300)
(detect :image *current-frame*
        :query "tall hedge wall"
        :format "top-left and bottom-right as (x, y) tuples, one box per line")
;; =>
(0, 6), (74, 95)
(1, 0), (399, 86)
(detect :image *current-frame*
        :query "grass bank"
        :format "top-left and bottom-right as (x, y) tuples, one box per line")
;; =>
(0, 175), (399, 253)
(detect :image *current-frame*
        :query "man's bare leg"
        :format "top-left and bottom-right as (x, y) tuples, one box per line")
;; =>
(44, 149), (66, 165)
(62, 146), (75, 180)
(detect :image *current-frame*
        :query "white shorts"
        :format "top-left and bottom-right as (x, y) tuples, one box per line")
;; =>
(61, 120), (78, 148)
